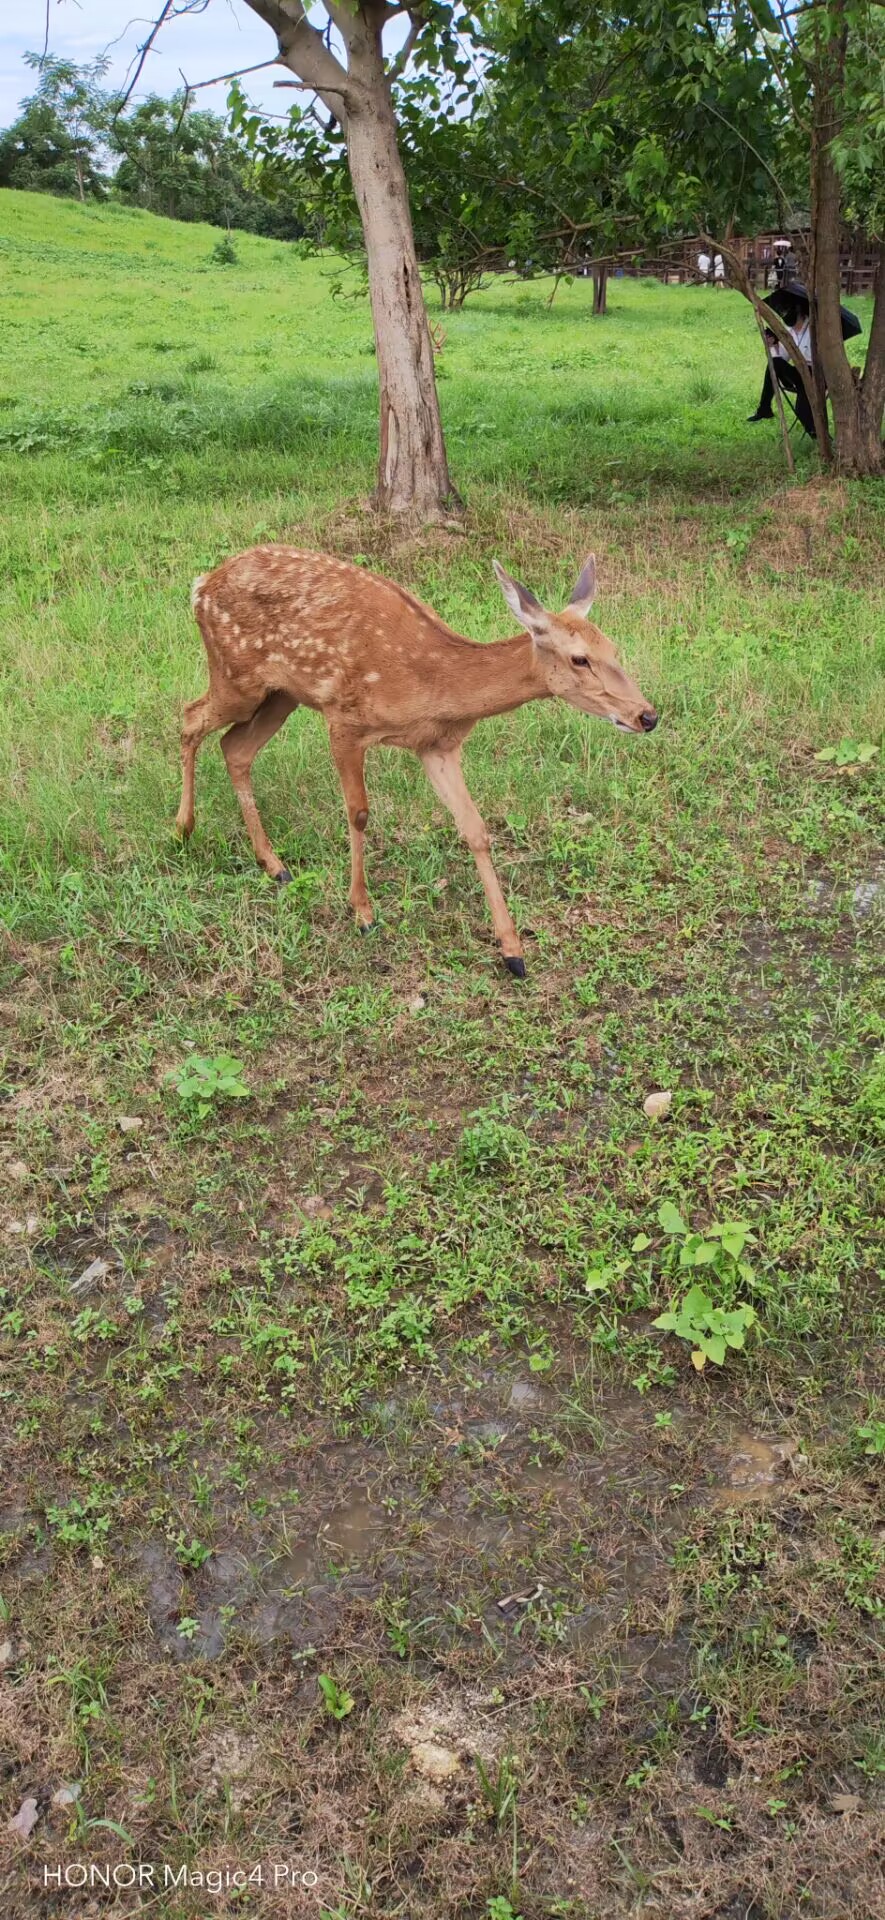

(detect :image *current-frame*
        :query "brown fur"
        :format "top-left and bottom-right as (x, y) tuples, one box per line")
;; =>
(176, 546), (656, 974)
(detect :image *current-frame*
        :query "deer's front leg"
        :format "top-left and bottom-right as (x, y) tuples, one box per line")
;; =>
(328, 728), (374, 928)
(420, 748), (525, 977)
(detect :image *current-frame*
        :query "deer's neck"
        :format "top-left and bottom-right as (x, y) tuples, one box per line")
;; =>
(449, 632), (547, 723)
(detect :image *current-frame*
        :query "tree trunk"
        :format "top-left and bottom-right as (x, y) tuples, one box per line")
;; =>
(814, 150), (884, 473)
(809, 7), (884, 476)
(592, 265), (608, 316)
(346, 80), (455, 514)
(244, 0), (455, 516)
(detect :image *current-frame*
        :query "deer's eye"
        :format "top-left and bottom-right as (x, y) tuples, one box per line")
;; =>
(571, 655), (591, 668)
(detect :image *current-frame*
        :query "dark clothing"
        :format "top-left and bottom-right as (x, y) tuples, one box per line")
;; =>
(754, 358), (816, 437)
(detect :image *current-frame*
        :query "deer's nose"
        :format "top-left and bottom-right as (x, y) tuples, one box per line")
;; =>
(639, 710), (658, 732)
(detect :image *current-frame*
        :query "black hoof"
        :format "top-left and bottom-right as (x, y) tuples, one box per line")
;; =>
(274, 867), (293, 886)
(504, 955), (527, 979)
(358, 920), (377, 936)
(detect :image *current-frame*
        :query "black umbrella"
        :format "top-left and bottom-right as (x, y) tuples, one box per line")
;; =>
(765, 281), (862, 341)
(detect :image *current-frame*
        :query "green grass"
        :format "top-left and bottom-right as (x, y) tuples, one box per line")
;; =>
(1, 189), (883, 1920)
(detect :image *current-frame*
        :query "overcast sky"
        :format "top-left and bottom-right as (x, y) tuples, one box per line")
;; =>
(0, 1), (299, 130)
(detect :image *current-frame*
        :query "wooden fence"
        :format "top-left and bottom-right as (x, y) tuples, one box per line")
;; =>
(618, 232), (878, 294)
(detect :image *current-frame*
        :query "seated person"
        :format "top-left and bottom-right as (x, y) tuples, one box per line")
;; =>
(748, 301), (816, 436)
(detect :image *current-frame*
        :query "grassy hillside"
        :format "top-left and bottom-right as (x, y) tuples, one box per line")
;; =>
(0, 190), (883, 1920)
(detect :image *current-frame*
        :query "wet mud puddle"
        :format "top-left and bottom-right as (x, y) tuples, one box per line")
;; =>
(119, 1375), (810, 1660)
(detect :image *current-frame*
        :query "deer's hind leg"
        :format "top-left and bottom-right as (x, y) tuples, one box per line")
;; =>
(220, 691), (299, 882)
(176, 680), (258, 840)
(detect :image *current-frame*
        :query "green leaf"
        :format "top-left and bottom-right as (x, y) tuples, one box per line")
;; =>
(681, 1284), (713, 1320)
(318, 1673), (354, 1720)
(658, 1201), (687, 1236)
(701, 1333), (727, 1365)
(631, 1233), (652, 1252)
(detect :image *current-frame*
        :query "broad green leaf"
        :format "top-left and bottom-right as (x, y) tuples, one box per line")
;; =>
(681, 1284), (713, 1319)
(702, 1333), (727, 1365)
(658, 1201), (687, 1236)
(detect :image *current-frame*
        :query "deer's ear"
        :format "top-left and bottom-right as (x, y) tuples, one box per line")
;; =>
(492, 559), (549, 639)
(568, 555), (596, 616)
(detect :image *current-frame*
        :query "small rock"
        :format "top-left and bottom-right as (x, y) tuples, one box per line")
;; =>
(9, 1796), (40, 1839)
(643, 1089), (672, 1120)
(117, 1117), (144, 1135)
(8, 1161), (29, 1183)
(299, 1195), (332, 1221)
(197, 1729), (258, 1811)
(411, 1741), (461, 1784)
(0, 1640), (13, 1666)
(402, 1780), (446, 1818)
(408, 993), (428, 1014)
(51, 1784), (81, 1809)
(71, 1257), (111, 1293)
(91, 1555), (104, 1572)
(852, 880), (881, 917)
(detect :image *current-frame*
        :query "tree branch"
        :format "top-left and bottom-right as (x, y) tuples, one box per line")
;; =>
(112, 0), (178, 124)
(701, 229), (828, 446)
(180, 57), (281, 100)
(860, 238), (885, 417)
(238, 1), (357, 115)
(698, 96), (804, 211)
(388, 18), (421, 81)
(754, 306), (796, 475)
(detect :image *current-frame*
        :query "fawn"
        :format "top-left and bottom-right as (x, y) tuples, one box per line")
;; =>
(176, 548), (657, 976)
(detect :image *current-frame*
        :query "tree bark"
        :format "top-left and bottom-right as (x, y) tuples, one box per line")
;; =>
(809, 5), (884, 476)
(346, 62), (455, 513)
(243, 0), (455, 516)
(592, 264), (608, 316)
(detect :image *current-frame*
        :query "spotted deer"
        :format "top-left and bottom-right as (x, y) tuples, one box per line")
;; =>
(177, 548), (658, 976)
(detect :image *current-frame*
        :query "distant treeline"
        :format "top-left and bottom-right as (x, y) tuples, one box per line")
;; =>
(0, 57), (305, 241)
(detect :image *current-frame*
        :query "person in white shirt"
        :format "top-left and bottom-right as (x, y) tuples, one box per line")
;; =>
(713, 252), (726, 287)
(696, 250), (711, 284)
(747, 299), (816, 435)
